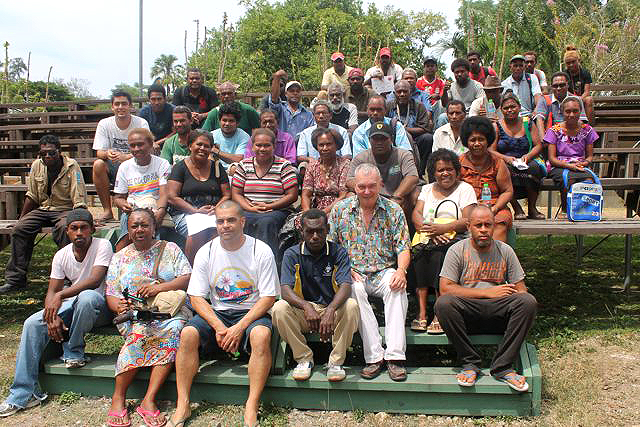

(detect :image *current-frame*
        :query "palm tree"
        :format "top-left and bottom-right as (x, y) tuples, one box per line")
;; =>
(150, 54), (179, 95)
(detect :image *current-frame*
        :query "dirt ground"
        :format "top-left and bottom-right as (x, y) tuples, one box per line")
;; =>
(0, 330), (638, 427)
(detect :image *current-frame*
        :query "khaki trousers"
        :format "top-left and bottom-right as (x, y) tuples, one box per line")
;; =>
(272, 298), (359, 366)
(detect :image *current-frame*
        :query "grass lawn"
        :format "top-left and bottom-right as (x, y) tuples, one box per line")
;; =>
(0, 234), (637, 426)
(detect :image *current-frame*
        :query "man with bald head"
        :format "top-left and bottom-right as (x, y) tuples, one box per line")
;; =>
(436, 205), (537, 392)
(329, 163), (410, 382)
(201, 81), (260, 136)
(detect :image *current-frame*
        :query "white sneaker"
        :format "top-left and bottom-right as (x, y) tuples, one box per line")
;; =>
(292, 361), (313, 381)
(0, 395), (44, 417)
(326, 364), (346, 382)
(65, 356), (91, 369)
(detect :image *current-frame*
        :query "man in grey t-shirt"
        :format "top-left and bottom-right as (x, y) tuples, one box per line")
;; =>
(436, 205), (537, 392)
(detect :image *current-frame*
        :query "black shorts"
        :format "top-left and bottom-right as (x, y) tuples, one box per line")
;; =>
(106, 159), (122, 186)
(186, 309), (272, 356)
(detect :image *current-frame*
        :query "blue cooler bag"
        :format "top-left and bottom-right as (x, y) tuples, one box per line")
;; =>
(562, 168), (603, 221)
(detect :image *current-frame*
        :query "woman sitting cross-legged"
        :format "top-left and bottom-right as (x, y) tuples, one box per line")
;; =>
(300, 127), (350, 215)
(105, 208), (192, 427)
(167, 130), (231, 264)
(545, 96), (598, 218)
(231, 128), (298, 261)
(459, 116), (514, 242)
(411, 148), (477, 334)
(490, 93), (546, 220)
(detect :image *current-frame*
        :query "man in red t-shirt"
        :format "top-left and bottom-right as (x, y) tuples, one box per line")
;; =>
(416, 57), (445, 106)
(467, 51), (497, 86)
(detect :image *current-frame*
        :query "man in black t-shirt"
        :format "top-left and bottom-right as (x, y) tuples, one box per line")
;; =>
(272, 209), (359, 382)
(138, 84), (174, 146)
(172, 68), (219, 126)
(563, 49), (594, 123)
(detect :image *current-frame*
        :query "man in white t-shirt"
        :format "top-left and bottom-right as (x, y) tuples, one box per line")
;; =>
(170, 200), (279, 427)
(113, 128), (170, 250)
(92, 90), (150, 222)
(0, 209), (113, 418)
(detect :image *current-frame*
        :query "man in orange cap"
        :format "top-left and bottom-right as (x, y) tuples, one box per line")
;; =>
(321, 52), (353, 91)
(364, 47), (403, 96)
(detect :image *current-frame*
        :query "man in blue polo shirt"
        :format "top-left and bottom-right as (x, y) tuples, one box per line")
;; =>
(272, 209), (359, 382)
(268, 69), (315, 138)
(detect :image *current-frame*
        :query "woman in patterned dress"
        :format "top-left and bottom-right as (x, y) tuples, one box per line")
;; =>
(301, 128), (350, 214)
(105, 208), (191, 427)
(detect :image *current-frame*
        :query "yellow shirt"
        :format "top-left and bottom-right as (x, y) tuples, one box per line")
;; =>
(321, 65), (354, 90)
(26, 155), (87, 211)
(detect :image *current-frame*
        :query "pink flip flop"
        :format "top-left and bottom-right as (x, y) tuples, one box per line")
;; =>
(136, 406), (167, 427)
(107, 408), (131, 427)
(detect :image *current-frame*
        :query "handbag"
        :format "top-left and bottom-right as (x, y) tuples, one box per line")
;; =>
(562, 167), (603, 222)
(145, 241), (187, 317)
(523, 116), (548, 176)
(411, 199), (463, 259)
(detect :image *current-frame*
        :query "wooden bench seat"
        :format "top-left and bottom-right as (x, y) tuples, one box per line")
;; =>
(39, 326), (541, 416)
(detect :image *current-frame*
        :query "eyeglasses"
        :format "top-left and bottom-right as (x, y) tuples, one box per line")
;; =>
(551, 83), (567, 88)
(38, 149), (58, 157)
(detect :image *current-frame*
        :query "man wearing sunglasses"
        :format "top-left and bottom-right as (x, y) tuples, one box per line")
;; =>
(534, 71), (587, 138)
(1, 135), (87, 294)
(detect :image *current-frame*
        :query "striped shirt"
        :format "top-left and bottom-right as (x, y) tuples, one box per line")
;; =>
(232, 156), (297, 204)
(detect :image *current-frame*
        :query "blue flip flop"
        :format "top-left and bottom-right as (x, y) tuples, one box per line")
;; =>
(496, 371), (529, 392)
(457, 369), (478, 387)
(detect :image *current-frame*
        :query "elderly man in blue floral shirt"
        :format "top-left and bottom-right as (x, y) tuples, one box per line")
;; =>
(328, 162), (410, 381)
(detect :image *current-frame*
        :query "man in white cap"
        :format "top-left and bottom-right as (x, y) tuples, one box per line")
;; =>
(321, 51), (354, 90)
(269, 69), (315, 138)
(501, 55), (542, 116)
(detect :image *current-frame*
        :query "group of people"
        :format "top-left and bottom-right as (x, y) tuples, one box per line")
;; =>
(0, 43), (602, 426)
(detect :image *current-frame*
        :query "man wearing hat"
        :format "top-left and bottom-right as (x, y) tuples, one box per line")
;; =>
(347, 120), (418, 217)
(321, 52), (354, 91)
(329, 162), (410, 382)
(346, 68), (376, 123)
(0, 208), (113, 418)
(469, 75), (504, 120)
(364, 47), (404, 96)
(269, 69), (315, 138)
(501, 55), (542, 115)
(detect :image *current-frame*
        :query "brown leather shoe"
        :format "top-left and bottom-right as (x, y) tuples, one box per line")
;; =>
(360, 360), (385, 379)
(387, 361), (407, 382)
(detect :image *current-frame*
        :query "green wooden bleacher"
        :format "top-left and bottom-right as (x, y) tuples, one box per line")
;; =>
(38, 326), (541, 416)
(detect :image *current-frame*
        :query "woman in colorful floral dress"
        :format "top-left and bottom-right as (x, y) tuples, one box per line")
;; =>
(105, 208), (191, 427)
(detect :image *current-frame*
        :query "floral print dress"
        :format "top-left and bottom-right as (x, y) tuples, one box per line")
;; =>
(106, 240), (192, 375)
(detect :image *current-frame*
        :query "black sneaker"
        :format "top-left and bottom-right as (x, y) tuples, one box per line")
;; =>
(0, 283), (26, 294)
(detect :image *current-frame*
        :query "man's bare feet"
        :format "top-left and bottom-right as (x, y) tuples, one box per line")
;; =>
(96, 210), (115, 224)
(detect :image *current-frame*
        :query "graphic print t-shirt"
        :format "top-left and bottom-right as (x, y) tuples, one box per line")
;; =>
(188, 235), (280, 310)
(114, 155), (170, 209)
(439, 239), (525, 289)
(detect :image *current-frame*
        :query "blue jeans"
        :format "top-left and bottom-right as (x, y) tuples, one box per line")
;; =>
(5, 289), (111, 407)
(243, 210), (288, 263)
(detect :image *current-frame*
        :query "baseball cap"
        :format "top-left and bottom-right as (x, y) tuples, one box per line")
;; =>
(285, 81), (303, 91)
(423, 56), (437, 64)
(348, 68), (364, 78)
(379, 47), (392, 57)
(369, 121), (393, 139)
(331, 52), (345, 61)
(510, 54), (526, 63)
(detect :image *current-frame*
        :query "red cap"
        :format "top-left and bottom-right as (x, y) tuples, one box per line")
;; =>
(348, 68), (364, 78)
(331, 52), (345, 61)
(379, 47), (392, 57)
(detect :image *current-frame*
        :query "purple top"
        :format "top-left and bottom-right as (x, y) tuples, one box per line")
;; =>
(544, 123), (598, 163)
(244, 129), (297, 165)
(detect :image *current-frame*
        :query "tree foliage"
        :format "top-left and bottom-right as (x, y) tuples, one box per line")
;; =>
(184, 0), (448, 92)
(450, 0), (639, 83)
(150, 54), (184, 96)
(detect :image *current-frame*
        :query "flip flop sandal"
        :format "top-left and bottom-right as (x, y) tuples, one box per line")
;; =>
(514, 213), (527, 220)
(426, 317), (445, 335)
(136, 406), (167, 427)
(410, 318), (428, 332)
(457, 369), (478, 387)
(528, 212), (546, 220)
(496, 371), (529, 392)
(107, 408), (131, 427)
